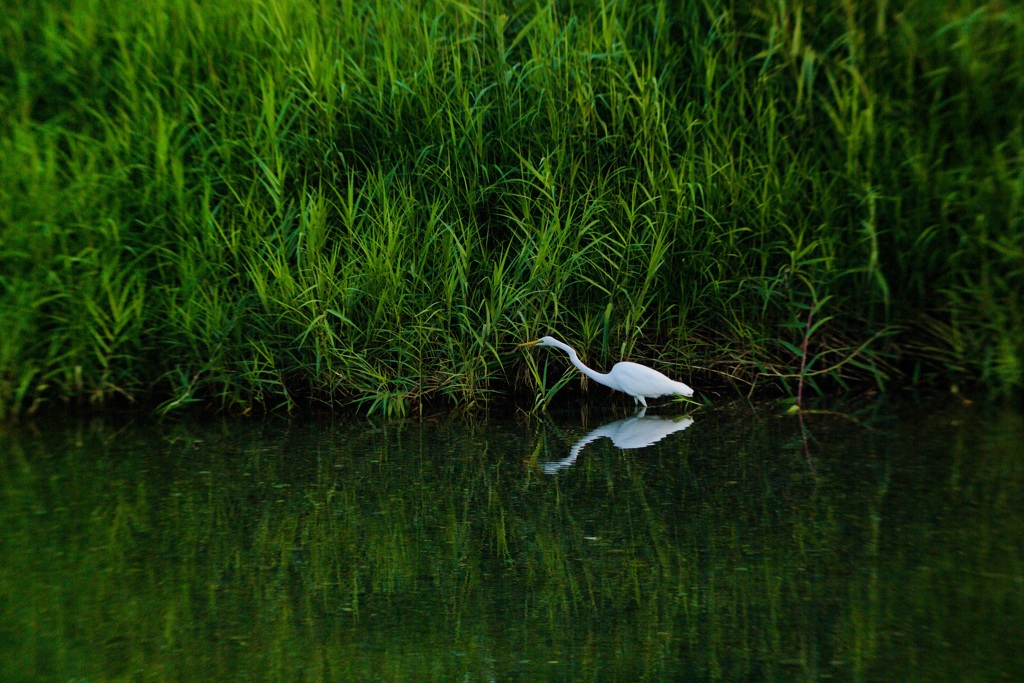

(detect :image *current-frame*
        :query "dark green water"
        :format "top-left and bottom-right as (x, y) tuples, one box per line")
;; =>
(2, 397), (1022, 681)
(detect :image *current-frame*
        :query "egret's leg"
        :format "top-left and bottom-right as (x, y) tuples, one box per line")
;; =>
(638, 396), (647, 408)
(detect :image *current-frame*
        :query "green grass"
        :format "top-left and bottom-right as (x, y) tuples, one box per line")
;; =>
(1, 0), (1022, 417)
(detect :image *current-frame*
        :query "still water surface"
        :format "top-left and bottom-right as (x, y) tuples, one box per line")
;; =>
(2, 396), (1022, 681)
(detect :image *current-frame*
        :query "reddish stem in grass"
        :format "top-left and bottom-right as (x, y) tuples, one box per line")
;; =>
(797, 305), (813, 409)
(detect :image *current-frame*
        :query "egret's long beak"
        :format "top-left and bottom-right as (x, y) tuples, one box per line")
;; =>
(517, 339), (540, 348)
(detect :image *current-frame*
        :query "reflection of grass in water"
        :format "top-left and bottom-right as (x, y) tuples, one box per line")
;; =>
(0, 406), (1021, 679)
(842, 406), (1024, 681)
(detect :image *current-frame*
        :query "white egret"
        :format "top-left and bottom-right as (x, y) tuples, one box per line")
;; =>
(518, 336), (694, 407)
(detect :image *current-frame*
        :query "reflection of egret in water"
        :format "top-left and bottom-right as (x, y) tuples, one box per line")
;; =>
(543, 408), (695, 474)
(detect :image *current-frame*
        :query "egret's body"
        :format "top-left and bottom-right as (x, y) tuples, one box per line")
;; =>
(518, 336), (694, 407)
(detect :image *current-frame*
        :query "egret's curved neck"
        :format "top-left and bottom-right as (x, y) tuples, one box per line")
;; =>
(550, 339), (609, 384)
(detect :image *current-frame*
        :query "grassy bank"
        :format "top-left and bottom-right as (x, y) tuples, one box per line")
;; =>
(1, 0), (1021, 417)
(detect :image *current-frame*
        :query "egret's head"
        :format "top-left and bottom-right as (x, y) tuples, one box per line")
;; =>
(517, 335), (558, 348)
